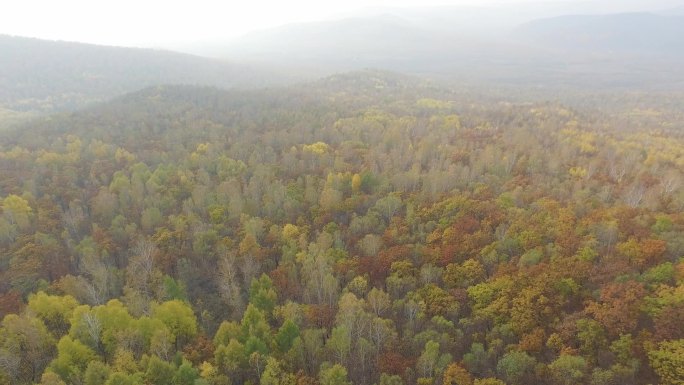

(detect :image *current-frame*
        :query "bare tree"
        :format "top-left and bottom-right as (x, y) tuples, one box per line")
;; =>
(81, 254), (116, 305)
(367, 288), (391, 317)
(660, 170), (682, 195)
(62, 201), (86, 239)
(609, 162), (627, 183)
(82, 312), (102, 352)
(125, 237), (160, 312)
(0, 350), (20, 384)
(624, 183), (646, 208)
(218, 252), (245, 318)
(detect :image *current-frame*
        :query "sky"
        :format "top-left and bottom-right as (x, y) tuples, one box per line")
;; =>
(1, 0), (680, 48)
(0, 0), (568, 46)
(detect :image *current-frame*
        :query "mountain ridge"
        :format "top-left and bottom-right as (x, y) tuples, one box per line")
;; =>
(0, 34), (295, 115)
(514, 12), (684, 54)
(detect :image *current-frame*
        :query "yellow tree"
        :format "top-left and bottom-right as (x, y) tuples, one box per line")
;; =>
(442, 363), (473, 385)
(648, 339), (684, 385)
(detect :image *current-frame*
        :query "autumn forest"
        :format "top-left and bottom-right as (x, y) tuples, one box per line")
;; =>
(0, 67), (682, 385)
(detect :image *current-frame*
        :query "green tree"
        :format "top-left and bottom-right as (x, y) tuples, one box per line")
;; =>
(275, 319), (300, 353)
(250, 274), (278, 316)
(260, 357), (296, 385)
(326, 326), (351, 364)
(548, 355), (587, 385)
(105, 372), (141, 385)
(162, 275), (188, 301)
(648, 339), (684, 385)
(152, 300), (198, 347)
(50, 336), (98, 384)
(318, 363), (352, 385)
(576, 318), (607, 363)
(145, 355), (175, 385)
(418, 341), (441, 379)
(37, 372), (66, 385)
(241, 304), (271, 346)
(84, 361), (110, 385)
(2, 194), (32, 230)
(215, 338), (247, 374)
(174, 360), (200, 385)
(379, 373), (404, 385)
(70, 299), (135, 358)
(496, 350), (536, 385)
(0, 314), (55, 384)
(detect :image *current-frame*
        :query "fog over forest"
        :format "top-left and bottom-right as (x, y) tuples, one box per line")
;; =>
(1, 2), (683, 385)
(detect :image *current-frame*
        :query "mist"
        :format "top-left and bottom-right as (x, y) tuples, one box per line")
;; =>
(2, 1), (684, 385)
(162, 0), (684, 90)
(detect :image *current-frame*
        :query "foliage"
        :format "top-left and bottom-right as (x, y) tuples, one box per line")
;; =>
(0, 71), (683, 385)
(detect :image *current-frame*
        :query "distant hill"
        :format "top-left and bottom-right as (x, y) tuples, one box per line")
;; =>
(0, 35), (292, 114)
(219, 15), (549, 78)
(0, 70), (434, 153)
(223, 15), (463, 74)
(514, 12), (684, 54)
(211, 12), (684, 90)
(657, 5), (684, 15)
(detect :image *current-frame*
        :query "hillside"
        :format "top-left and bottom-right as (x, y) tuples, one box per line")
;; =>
(0, 35), (291, 115)
(515, 12), (684, 54)
(206, 12), (684, 90)
(1, 72), (683, 385)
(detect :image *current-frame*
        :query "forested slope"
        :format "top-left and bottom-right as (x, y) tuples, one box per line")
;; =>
(0, 35), (289, 115)
(0, 71), (683, 385)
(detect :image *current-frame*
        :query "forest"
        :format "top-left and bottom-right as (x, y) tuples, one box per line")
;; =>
(0, 35), (288, 116)
(0, 70), (683, 385)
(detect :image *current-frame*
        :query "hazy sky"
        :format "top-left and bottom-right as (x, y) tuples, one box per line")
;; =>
(1, 0), (680, 47)
(0, 0), (568, 46)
